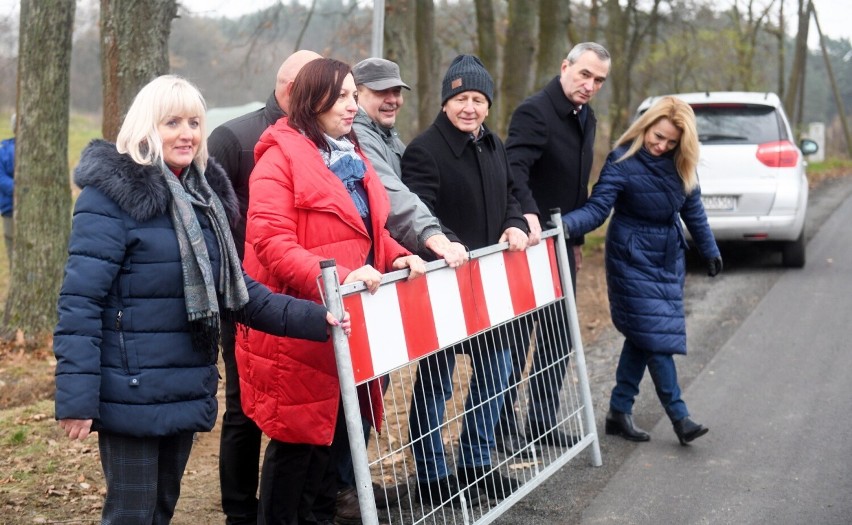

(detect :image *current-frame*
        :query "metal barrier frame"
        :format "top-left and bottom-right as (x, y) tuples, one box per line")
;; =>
(319, 211), (602, 525)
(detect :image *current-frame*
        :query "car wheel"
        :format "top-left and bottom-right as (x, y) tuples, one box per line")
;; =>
(781, 231), (806, 268)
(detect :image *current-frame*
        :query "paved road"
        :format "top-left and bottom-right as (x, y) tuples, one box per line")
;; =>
(579, 183), (852, 524)
(498, 175), (852, 525)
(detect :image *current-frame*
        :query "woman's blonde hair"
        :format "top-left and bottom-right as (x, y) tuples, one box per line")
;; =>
(614, 95), (699, 193)
(116, 75), (208, 171)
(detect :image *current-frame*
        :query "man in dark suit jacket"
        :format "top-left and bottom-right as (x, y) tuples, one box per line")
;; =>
(500, 42), (611, 455)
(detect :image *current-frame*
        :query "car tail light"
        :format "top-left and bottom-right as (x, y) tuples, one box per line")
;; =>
(756, 140), (799, 167)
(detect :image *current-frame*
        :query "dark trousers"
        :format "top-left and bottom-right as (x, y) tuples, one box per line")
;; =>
(98, 431), (194, 525)
(609, 338), (689, 423)
(219, 321), (263, 525)
(498, 243), (577, 435)
(258, 403), (347, 525)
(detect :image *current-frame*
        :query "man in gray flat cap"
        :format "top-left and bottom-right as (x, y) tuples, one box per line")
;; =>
(352, 57), (467, 265)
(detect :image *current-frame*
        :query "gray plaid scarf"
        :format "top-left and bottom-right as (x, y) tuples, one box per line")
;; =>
(163, 162), (249, 358)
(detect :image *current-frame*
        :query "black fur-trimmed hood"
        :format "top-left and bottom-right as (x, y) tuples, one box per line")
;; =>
(73, 139), (239, 225)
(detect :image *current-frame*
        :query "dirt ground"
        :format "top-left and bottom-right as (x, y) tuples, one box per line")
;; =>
(0, 245), (611, 525)
(5, 162), (849, 524)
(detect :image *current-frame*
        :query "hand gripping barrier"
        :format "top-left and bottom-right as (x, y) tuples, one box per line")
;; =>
(319, 211), (602, 525)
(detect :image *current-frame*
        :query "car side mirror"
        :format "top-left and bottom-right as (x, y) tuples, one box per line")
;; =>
(800, 139), (819, 156)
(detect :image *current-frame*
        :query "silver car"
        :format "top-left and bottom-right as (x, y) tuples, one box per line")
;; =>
(636, 91), (819, 267)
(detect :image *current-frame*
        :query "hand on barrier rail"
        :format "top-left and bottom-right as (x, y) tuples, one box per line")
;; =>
(392, 254), (427, 280)
(445, 242), (470, 268)
(500, 226), (529, 252)
(424, 234), (469, 268)
(325, 310), (351, 337)
(344, 264), (383, 294)
(524, 213), (542, 246)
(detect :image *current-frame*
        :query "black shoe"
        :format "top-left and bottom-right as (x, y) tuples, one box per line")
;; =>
(605, 409), (650, 442)
(526, 423), (581, 448)
(334, 487), (361, 525)
(673, 417), (709, 445)
(416, 475), (463, 508)
(457, 465), (520, 500)
(495, 432), (539, 459)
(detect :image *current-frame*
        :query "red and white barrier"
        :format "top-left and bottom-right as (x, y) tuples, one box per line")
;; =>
(343, 238), (564, 384)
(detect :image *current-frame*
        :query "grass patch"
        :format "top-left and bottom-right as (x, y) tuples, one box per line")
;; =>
(807, 156), (852, 187)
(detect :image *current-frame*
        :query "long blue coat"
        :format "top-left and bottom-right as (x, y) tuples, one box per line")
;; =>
(563, 145), (720, 354)
(53, 140), (329, 438)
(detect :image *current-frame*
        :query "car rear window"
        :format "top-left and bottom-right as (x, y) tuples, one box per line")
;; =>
(691, 104), (787, 144)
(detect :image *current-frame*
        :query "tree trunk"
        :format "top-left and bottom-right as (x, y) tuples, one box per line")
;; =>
(784, 0), (809, 123)
(812, 4), (852, 157)
(415, 0), (439, 136)
(4, 0), (75, 338)
(604, 0), (661, 140)
(474, 0), (498, 74)
(385, 0), (418, 141)
(536, 0), (571, 90)
(498, 0), (537, 135)
(100, 0), (178, 141)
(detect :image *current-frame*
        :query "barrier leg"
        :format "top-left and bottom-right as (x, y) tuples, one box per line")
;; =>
(549, 210), (603, 467)
(319, 260), (380, 524)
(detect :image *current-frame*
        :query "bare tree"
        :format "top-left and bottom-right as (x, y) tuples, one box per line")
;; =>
(498, 0), (537, 134)
(812, 3), (852, 156)
(385, 0), (419, 140)
(100, 0), (178, 141)
(784, 0), (810, 125)
(415, 0), (439, 134)
(474, 0), (498, 74)
(604, 0), (662, 139)
(4, 0), (75, 338)
(727, 0), (776, 91)
(536, 0), (571, 89)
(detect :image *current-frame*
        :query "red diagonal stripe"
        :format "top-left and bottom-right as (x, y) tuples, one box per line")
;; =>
(396, 276), (439, 360)
(547, 237), (564, 298)
(504, 249), (537, 315)
(343, 294), (373, 384)
(456, 260), (490, 335)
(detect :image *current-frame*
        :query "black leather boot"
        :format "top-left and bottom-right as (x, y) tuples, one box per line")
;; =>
(673, 417), (709, 445)
(605, 410), (650, 442)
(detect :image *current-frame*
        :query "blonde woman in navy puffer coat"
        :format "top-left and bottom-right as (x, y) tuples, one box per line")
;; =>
(562, 96), (721, 447)
(53, 75), (348, 525)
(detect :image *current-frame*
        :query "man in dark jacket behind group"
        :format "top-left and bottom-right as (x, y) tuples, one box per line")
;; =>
(207, 49), (321, 525)
(499, 42), (611, 456)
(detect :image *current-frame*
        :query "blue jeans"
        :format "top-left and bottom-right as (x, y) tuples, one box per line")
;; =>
(610, 339), (689, 423)
(408, 343), (511, 482)
(499, 244), (577, 436)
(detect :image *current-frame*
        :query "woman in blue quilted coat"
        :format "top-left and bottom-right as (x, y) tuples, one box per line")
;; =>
(562, 96), (722, 446)
(53, 75), (348, 525)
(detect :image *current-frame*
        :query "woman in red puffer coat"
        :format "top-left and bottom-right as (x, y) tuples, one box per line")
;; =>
(238, 58), (425, 525)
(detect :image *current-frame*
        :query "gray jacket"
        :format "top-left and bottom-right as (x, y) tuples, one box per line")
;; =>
(353, 108), (442, 254)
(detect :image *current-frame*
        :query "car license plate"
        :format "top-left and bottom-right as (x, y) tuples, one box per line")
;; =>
(701, 195), (736, 211)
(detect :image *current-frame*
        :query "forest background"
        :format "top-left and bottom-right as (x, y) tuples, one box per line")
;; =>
(1, 0), (851, 148)
(0, 0), (850, 347)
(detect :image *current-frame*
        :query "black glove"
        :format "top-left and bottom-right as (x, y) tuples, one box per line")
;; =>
(707, 256), (723, 277)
